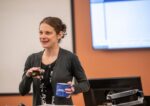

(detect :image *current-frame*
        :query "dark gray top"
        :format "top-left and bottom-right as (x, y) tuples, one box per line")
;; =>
(19, 48), (90, 106)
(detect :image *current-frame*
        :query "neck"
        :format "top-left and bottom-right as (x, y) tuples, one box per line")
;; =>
(44, 44), (60, 57)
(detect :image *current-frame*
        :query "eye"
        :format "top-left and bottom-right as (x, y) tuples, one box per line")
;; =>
(45, 31), (52, 35)
(39, 31), (43, 35)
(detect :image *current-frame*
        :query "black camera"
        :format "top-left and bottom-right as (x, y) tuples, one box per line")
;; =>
(31, 69), (45, 77)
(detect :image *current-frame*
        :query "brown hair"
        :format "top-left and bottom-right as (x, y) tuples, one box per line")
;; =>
(40, 16), (67, 42)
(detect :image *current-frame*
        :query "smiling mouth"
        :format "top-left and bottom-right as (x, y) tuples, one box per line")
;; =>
(41, 40), (49, 44)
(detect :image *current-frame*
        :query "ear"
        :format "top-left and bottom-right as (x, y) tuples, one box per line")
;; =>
(57, 31), (63, 40)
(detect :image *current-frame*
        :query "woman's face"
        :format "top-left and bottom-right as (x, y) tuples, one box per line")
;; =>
(39, 23), (62, 49)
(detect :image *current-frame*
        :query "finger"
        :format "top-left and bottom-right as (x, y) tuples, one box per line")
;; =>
(65, 88), (73, 94)
(67, 81), (72, 85)
(65, 90), (73, 94)
(28, 72), (32, 76)
(33, 75), (41, 79)
(65, 86), (74, 91)
(66, 91), (72, 94)
(31, 67), (40, 71)
(66, 95), (71, 98)
(65, 89), (72, 93)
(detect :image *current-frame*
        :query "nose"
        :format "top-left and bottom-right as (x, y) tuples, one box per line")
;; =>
(39, 33), (47, 39)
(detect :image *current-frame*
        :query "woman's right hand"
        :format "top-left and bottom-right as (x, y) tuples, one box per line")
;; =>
(26, 67), (41, 79)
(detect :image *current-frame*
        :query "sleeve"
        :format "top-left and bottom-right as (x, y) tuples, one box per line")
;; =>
(71, 54), (90, 94)
(19, 54), (33, 96)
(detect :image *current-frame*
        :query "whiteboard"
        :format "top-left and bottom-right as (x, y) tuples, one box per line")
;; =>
(0, 0), (74, 94)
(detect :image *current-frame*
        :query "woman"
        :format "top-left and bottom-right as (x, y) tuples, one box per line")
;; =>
(19, 17), (90, 106)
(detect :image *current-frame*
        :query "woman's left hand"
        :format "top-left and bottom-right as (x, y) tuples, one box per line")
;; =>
(65, 81), (75, 98)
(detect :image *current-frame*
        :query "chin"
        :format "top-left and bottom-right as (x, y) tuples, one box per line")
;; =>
(41, 43), (54, 49)
(42, 44), (53, 49)
(41, 44), (49, 48)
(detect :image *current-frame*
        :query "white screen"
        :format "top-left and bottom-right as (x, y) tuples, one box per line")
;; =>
(90, 0), (150, 49)
(0, 0), (73, 93)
